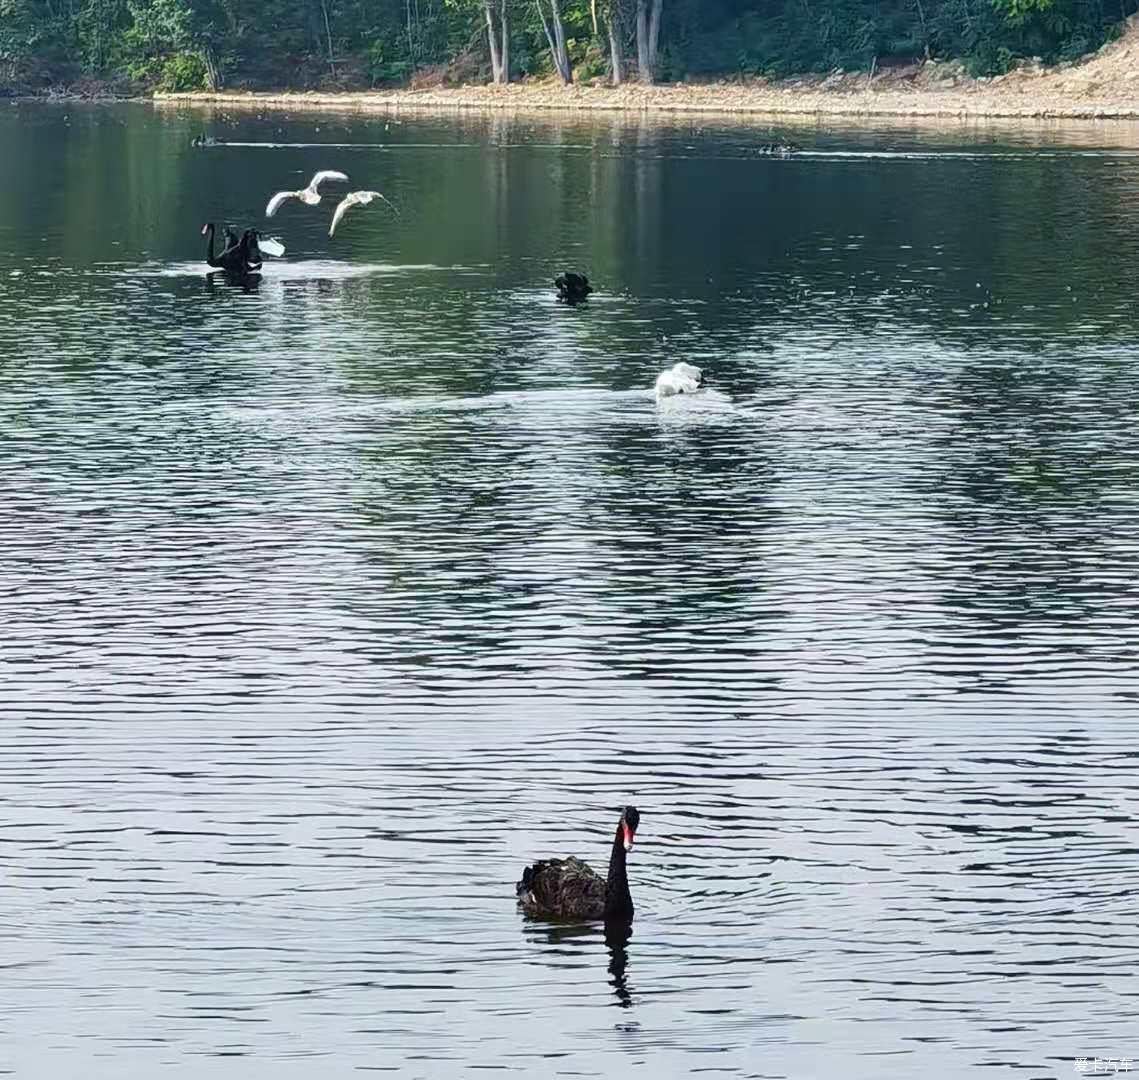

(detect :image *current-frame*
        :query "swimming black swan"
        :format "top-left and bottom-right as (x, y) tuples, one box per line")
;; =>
(201, 224), (261, 275)
(517, 806), (640, 923)
(555, 272), (593, 304)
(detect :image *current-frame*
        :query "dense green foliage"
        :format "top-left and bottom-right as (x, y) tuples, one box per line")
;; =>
(1, 0), (1135, 92)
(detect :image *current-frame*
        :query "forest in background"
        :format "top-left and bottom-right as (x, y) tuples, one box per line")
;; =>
(2, 0), (1137, 95)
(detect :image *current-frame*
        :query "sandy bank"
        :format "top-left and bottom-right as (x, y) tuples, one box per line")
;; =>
(152, 77), (1139, 121)
(154, 24), (1139, 122)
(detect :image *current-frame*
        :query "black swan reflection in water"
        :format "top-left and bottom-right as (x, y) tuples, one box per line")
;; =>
(517, 806), (639, 923)
(605, 923), (634, 1008)
(524, 921), (637, 1010)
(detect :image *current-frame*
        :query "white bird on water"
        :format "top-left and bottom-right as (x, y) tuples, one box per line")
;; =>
(265, 170), (350, 217)
(655, 361), (704, 400)
(329, 190), (398, 237)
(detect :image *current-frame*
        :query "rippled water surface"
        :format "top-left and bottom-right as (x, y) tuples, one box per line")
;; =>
(1, 103), (1138, 1079)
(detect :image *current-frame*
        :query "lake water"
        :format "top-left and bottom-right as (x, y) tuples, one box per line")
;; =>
(1, 101), (1137, 1080)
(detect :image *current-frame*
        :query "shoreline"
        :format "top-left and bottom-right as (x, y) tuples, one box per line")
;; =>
(2, 88), (139, 102)
(153, 79), (1139, 122)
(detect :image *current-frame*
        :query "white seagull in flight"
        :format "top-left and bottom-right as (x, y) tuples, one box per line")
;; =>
(265, 170), (350, 217)
(329, 190), (398, 237)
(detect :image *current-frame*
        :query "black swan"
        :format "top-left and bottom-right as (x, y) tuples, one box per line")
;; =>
(201, 224), (261, 276)
(517, 806), (640, 923)
(555, 272), (593, 304)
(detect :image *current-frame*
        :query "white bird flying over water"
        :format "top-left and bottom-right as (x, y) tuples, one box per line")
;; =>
(328, 190), (398, 237)
(265, 170), (350, 217)
(655, 361), (704, 399)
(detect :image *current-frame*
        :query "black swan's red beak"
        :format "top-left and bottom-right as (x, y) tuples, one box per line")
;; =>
(622, 823), (635, 851)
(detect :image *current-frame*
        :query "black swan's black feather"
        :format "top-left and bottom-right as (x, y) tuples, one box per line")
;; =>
(555, 271), (593, 304)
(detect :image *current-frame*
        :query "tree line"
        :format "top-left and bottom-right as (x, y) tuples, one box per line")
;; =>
(2, 0), (1135, 93)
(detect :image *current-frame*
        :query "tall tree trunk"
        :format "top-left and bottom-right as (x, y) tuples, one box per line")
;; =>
(485, 0), (503, 83)
(94, 0), (103, 70)
(500, 0), (510, 83)
(200, 45), (222, 90)
(607, 4), (623, 86)
(635, 0), (650, 82)
(535, 0), (572, 84)
(647, 0), (662, 74)
(319, 0), (336, 75)
(551, 0), (572, 83)
(636, 0), (662, 83)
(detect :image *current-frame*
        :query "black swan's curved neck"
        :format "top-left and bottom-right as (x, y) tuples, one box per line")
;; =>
(204, 225), (260, 275)
(240, 230), (262, 269)
(604, 824), (632, 921)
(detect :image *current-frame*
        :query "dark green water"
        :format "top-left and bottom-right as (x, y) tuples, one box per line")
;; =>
(0, 102), (1137, 1079)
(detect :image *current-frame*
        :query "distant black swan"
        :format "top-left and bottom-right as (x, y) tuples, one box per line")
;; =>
(201, 223), (262, 275)
(555, 272), (593, 304)
(517, 806), (640, 923)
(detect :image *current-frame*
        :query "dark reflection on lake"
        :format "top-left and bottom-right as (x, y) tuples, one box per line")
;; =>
(0, 102), (1137, 1080)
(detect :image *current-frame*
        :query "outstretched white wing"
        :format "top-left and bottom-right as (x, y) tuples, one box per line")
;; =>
(306, 169), (350, 197)
(671, 362), (703, 392)
(265, 190), (296, 218)
(363, 190), (399, 216)
(328, 195), (355, 237)
(655, 362), (703, 399)
(328, 190), (396, 236)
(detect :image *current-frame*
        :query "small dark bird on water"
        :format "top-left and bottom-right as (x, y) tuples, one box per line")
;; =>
(756, 143), (798, 157)
(517, 806), (640, 923)
(555, 271), (593, 305)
